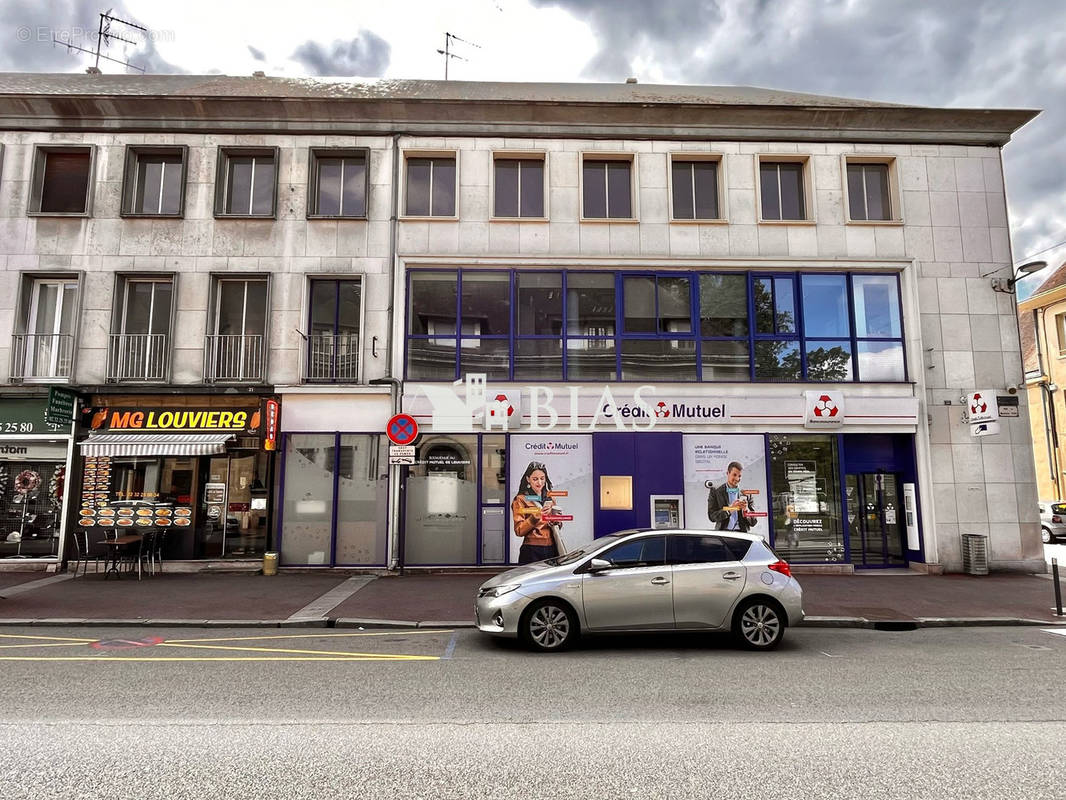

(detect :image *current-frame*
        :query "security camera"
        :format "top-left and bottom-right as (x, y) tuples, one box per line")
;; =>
(1006, 383), (1019, 395)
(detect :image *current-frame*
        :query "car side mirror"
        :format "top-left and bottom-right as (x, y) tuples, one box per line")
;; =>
(588, 558), (611, 572)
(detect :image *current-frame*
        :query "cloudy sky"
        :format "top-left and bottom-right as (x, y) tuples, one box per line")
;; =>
(1, 0), (1063, 292)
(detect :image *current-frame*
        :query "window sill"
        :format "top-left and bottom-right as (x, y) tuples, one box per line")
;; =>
(844, 218), (904, 226)
(580, 217), (640, 224)
(214, 213), (277, 220)
(120, 212), (185, 220)
(489, 217), (549, 223)
(27, 211), (90, 218)
(669, 218), (729, 225)
(756, 219), (817, 226)
(400, 215), (459, 222)
(307, 215), (368, 221)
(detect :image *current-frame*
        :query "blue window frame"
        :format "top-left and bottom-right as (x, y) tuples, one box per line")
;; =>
(405, 269), (906, 383)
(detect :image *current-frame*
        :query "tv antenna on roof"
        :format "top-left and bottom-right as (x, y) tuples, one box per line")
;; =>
(53, 9), (147, 73)
(437, 31), (480, 80)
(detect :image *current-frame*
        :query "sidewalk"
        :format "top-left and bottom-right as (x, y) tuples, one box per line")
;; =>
(3, 567), (1066, 629)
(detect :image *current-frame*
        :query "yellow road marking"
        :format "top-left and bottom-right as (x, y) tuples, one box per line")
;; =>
(0, 656), (437, 662)
(164, 629), (450, 644)
(0, 633), (96, 643)
(0, 642), (92, 650)
(156, 642), (434, 659)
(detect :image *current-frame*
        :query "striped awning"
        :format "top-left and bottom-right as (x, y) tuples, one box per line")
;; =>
(80, 433), (235, 457)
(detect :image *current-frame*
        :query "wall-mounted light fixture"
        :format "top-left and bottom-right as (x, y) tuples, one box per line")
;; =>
(987, 259), (1047, 294)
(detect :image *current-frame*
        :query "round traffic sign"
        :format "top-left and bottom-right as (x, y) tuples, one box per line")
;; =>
(386, 413), (419, 445)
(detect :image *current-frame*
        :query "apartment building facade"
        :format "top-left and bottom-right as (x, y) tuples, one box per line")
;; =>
(0, 74), (1043, 573)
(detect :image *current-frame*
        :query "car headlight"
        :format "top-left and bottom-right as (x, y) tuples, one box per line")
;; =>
(480, 583), (520, 598)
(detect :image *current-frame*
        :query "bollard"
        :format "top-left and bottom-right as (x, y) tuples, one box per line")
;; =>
(262, 551), (279, 576)
(1054, 558), (1063, 617)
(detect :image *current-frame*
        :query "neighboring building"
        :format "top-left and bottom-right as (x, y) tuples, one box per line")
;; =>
(0, 74), (1044, 573)
(1018, 262), (1066, 503)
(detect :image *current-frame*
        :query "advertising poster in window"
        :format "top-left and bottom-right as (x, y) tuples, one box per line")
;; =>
(508, 435), (592, 564)
(682, 435), (768, 533)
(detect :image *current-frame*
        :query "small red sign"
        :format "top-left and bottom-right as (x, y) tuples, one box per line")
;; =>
(387, 413), (419, 446)
(263, 399), (279, 451)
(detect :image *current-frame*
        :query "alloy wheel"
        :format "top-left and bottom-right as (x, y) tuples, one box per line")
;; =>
(738, 603), (782, 649)
(527, 603), (572, 650)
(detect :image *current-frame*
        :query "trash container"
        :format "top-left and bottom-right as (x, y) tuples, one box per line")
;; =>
(262, 551), (279, 576)
(961, 534), (988, 575)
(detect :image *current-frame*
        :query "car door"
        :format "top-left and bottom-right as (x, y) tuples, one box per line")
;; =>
(668, 534), (748, 629)
(580, 534), (673, 630)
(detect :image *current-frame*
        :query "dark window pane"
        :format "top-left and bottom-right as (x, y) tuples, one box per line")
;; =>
(226, 157), (252, 214)
(754, 278), (775, 334)
(602, 535), (666, 567)
(431, 159), (456, 216)
(514, 339), (562, 381)
(407, 338), (457, 380)
(805, 340), (853, 381)
(699, 274), (748, 337)
(40, 151), (90, 213)
(606, 161), (632, 218)
(342, 158), (366, 216)
(852, 275), (901, 338)
(846, 164), (867, 221)
(623, 276), (656, 333)
(408, 272), (457, 335)
(620, 339), (697, 381)
(857, 341), (905, 381)
(566, 273), (615, 335)
(516, 273), (562, 336)
(672, 161), (694, 219)
(774, 278), (796, 333)
(494, 159), (519, 217)
(135, 157), (163, 214)
(566, 339), (616, 380)
(768, 434), (843, 563)
(461, 273), (510, 336)
(801, 275), (849, 337)
(243, 281), (268, 336)
(759, 163), (780, 220)
(693, 161), (719, 219)
(668, 534), (736, 564)
(519, 160), (544, 217)
(310, 281), (336, 334)
(754, 339), (801, 381)
(701, 340), (750, 381)
(778, 163), (804, 219)
(406, 158), (431, 216)
(160, 158), (182, 215)
(658, 277), (691, 334)
(124, 281), (155, 334)
(459, 338), (510, 379)
(337, 280), (361, 334)
(583, 161), (606, 218)
(316, 158), (342, 216)
(867, 164), (890, 220)
(251, 157), (275, 215)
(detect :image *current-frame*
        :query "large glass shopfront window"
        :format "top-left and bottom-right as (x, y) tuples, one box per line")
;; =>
(768, 434), (845, 563)
(0, 458), (66, 559)
(279, 434), (388, 566)
(404, 434), (480, 565)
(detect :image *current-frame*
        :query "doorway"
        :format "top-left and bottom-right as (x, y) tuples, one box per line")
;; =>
(845, 471), (905, 567)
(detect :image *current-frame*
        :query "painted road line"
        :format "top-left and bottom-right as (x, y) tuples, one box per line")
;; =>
(0, 656), (438, 662)
(163, 629), (443, 644)
(1042, 629), (1066, 637)
(286, 575), (378, 620)
(0, 642), (95, 649)
(442, 632), (458, 659)
(0, 573), (74, 598)
(0, 633), (96, 643)
(156, 642), (435, 659)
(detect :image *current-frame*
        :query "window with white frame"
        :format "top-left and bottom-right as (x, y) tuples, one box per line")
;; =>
(582, 156), (633, 219)
(28, 145), (94, 216)
(109, 276), (174, 382)
(493, 155), (545, 218)
(671, 156), (721, 220)
(405, 154), (456, 217)
(846, 158), (897, 222)
(1056, 313), (1066, 357)
(215, 148), (278, 217)
(308, 148), (368, 218)
(121, 146), (187, 217)
(758, 157), (809, 221)
(13, 276), (79, 380)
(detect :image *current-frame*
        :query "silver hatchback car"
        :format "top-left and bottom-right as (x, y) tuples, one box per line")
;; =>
(476, 528), (803, 652)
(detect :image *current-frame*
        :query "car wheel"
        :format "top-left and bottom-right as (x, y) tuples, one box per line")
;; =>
(1042, 527), (1053, 544)
(733, 598), (785, 651)
(521, 600), (577, 652)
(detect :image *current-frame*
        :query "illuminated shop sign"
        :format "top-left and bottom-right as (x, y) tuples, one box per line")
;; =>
(83, 407), (263, 433)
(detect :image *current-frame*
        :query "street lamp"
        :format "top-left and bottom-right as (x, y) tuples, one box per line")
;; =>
(990, 259), (1047, 294)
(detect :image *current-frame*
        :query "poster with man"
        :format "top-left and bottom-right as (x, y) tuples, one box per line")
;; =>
(682, 435), (768, 533)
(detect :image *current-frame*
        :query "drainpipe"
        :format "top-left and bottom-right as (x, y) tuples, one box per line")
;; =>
(384, 132), (404, 572)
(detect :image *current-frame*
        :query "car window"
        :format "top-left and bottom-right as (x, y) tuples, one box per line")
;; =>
(722, 536), (752, 560)
(1053, 503), (1066, 515)
(600, 535), (666, 568)
(668, 534), (738, 565)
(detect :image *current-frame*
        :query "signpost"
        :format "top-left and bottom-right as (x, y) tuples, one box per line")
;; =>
(386, 413), (419, 446)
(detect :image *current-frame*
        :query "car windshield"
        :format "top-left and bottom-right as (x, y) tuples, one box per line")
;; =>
(1053, 503), (1066, 514)
(548, 533), (630, 566)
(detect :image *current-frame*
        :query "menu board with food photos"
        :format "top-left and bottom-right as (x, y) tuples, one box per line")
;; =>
(78, 456), (193, 528)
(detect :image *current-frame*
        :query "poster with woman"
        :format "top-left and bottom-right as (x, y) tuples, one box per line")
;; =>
(508, 435), (593, 564)
(682, 435), (768, 533)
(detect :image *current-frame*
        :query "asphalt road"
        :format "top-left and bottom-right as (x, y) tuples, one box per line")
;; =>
(1, 625), (1064, 799)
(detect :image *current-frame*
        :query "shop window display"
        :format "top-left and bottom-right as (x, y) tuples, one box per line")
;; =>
(768, 434), (845, 563)
(0, 461), (65, 558)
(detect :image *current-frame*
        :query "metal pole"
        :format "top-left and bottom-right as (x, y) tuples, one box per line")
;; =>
(1053, 558), (1063, 617)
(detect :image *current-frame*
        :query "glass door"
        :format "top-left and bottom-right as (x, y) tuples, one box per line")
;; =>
(847, 471), (906, 567)
(25, 279), (77, 379)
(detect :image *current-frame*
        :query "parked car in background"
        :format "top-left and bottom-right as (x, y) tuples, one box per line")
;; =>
(1038, 501), (1066, 543)
(476, 528), (803, 652)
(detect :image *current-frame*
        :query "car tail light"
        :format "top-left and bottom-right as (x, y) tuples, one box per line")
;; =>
(1054, 516), (1063, 524)
(768, 560), (792, 578)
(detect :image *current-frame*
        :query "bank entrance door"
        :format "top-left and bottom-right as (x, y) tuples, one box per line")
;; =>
(846, 471), (905, 567)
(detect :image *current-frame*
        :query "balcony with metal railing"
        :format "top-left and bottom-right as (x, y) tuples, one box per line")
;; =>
(10, 333), (74, 382)
(107, 333), (169, 383)
(203, 334), (265, 384)
(304, 331), (359, 383)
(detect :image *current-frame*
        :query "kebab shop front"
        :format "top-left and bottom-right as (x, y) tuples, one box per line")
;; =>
(75, 397), (279, 561)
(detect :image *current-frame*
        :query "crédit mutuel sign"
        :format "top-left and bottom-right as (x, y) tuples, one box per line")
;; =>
(403, 376), (901, 433)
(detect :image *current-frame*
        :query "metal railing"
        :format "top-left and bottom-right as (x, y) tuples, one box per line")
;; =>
(10, 333), (74, 381)
(107, 333), (169, 383)
(305, 331), (359, 382)
(203, 334), (265, 383)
